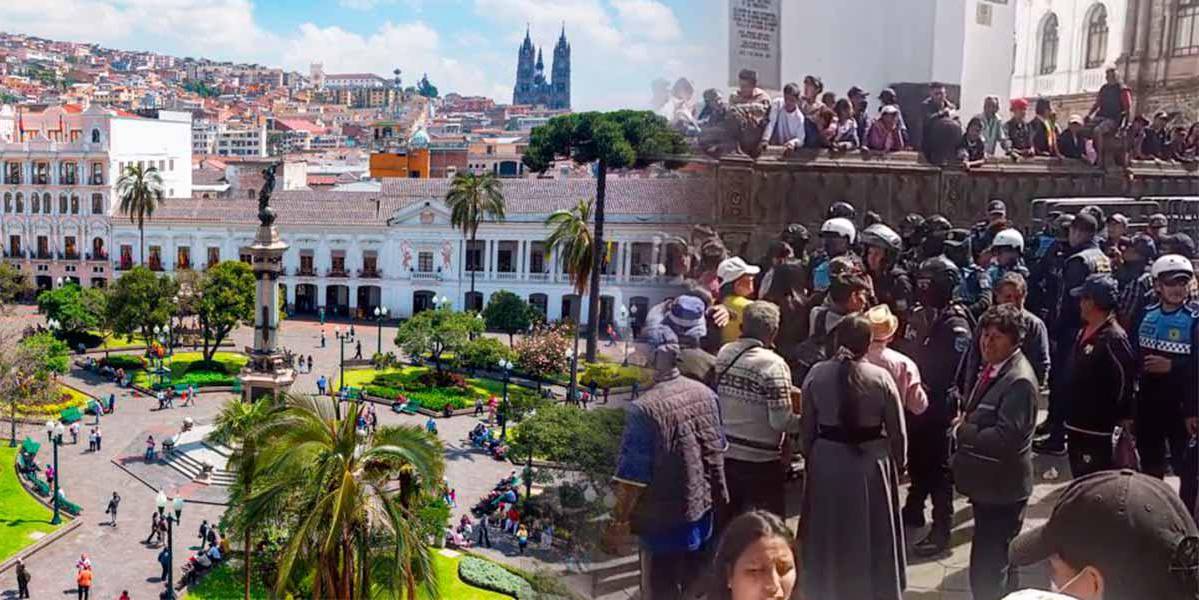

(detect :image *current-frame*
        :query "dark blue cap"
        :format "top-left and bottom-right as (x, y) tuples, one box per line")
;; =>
(1070, 273), (1120, 309)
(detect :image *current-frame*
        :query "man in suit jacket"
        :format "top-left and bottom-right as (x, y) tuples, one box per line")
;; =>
(952, 304), (1039, 600)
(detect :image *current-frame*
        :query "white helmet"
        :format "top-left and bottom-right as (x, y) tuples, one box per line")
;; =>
(1151, 254), (1195, 279)
(820, 218), (856, 243)
(861, 224), (902, 253)
(990, 228), (1025, 253)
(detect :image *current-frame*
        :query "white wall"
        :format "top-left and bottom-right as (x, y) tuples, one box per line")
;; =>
(108, 114), (193, 201)
(960, 0), (1018, 117)
(1012, 0), (1126, 98)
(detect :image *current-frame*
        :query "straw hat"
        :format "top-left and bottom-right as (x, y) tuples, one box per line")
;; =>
(865, 304), (899, 342)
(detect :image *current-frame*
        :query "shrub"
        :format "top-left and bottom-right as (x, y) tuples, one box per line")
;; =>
(416, 369), (468, 391)
(513, 324), (571, 380)
(365, 385), (403, 400)
(185, 359), (238, 375)
(459, 337), (516, 371)
(458, 556), (535, 600)
(371, 351), (397, 369)
(579, 362), (651, 389)
(100, 354), (147, 370)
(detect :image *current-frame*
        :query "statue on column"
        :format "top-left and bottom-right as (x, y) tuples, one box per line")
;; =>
(258, 164), (278, 228)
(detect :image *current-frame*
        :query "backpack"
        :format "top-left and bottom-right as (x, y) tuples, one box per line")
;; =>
(790, 305), (835, 386)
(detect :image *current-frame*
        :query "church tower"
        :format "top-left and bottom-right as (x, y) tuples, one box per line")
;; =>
(513, 26), (536, 104)
(551, 25), (571, 110)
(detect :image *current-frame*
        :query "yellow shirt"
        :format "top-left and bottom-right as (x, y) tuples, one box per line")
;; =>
(720, 295), (753, 344)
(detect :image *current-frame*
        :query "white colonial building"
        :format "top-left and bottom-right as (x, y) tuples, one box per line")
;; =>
(1012, 0), (1126, 99)
(109, 178), (703, 328)
(0, 104), (192, 291)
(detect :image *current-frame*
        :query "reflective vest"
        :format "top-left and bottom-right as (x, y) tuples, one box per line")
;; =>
(1138, 304), (1198, 357)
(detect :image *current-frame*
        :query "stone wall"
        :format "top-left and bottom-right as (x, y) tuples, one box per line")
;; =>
(701, 148), (1199, 257)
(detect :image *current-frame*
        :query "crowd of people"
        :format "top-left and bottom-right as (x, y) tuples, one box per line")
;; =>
(609, 199), (1199, 600)
(663, 67), (1199, 168)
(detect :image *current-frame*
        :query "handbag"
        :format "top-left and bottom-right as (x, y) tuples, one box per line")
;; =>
(1112, 426), (1141, 471)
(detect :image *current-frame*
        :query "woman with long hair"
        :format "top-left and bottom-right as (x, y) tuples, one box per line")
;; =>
(708, 510), (799, 600)
(760, 261), (810, 364)
(798, 314), (907, 600)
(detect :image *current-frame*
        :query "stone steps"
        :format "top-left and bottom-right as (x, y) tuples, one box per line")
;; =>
(163, 449), (237, 487)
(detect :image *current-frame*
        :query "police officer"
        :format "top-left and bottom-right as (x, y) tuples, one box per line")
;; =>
(985, 228), (1031, 287)
(1027, 211), (1062, 265)
(1027, 213), (1074, 327)
(920, 215), (953, 263)
(810, 218), (856, 293)
(906, 256), (974, 556)
(860, 223), (913, 316)
(970, 199), (1010, 262)
(900, 213), (926, 255)
(1036, 212), (1112, 454)
(1116, 234), (1158, 330)
(1134, 255), (1199, 514)
(945, 229), (993, 320)
(826, 201), (856, 222)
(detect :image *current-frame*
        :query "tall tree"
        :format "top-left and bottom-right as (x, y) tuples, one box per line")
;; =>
(240, 394), (444, 599)
(523, 111), (688, 360)
(0, 262), (31, 313)
(545, 198), (595, 299)
(1, 338), (59, 445)
(445, 172), (505, 302)
(196, 261), (256, 361)
(207, 398), (273, 600)
(106, 266), (178, 346)
(36, 283), (105, 338)
(482, 290), (535, 347)
(115, 164), (165, 266)
(394, 308), (484, 373)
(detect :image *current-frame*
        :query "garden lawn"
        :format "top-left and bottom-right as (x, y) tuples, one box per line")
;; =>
(187, 560), (268, 600)
(0, 446), (59, 562)
(341, 365), (534, 412)
(97, 332), (143, 350)
(131, 351), (248, 389)
(418, 550), (512, 600)
(14, 385), (93, 418)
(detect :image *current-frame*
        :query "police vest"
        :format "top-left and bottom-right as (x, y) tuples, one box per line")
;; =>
(957, 265), (990, 303)
(987, 262), (1030, 288)
(1068, 246), (1112, 276)
(1138, 304), (1198, 356)
(812, 259), (831, 292)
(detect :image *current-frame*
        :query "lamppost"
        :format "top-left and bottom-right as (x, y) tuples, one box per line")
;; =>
(155, 490), (184, 600)
(524, 409), (536, 499)
(430, 296), (449, 370)
(153, 324), (170, 388)
(334, 326), (349, 420)
(619, 304), (637, 366)
(43, 420), (64, 525)
(566, 347), (579, 407)
(498, 359), (513, 439)
(373, 306), (389, 356)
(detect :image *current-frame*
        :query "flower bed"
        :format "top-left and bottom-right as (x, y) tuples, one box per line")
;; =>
(14, 385), (93, 418)
(131, 352), (248, 389)
(354, 365), (537, 412)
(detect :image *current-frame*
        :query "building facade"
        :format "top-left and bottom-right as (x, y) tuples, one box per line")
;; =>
(0, 104), (192, 290)
(512, 27), (571, 109)
(193, 121), (268, 157)
(1120, 0), (1199, 120)
(107, 178), (703, 327)
(1012, 0), (1126, 101)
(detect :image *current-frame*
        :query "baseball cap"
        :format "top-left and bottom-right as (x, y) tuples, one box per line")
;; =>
(1009, 470), (1199, 598)
(716, 256), (760, 285)
(1106, 212), (1128, 225)
(847, 85), (869, 98)
(1128, 233), (1158, 260)
(1149, 213), (1169, 228)
(1010, 98), (1029, 111)
(666, 295), (707, 340)
(1067, 114), (1084, 125)
(987, 200), (1007, 216)
(1070, 211), (1099, 234)
(1069, 273), (1120, 308)
(1154, 110), (1170, 120)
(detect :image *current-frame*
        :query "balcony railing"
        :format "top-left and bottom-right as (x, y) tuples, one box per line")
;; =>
(177, 261), (192, 270)
(34, 251), (52, 260)
(527, 272), (550, 282)
(91, 175), (105, 185)
(326, 268), (348, 278)
(357, 268), (381, 279)
(33, 175), (49, 185)
(495, 271), (519, 281)
(148, 261), (164, 272)
(117, 261), (133, 271)
(411, 271), (439, 281)
(63, 251), (80, 260)
(296, 266), (316, 277)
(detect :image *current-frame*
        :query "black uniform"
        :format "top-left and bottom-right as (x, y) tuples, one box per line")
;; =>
(872, 265), (915, 317)
(1063, 317), (1136, 478)
(903, 302), (973, 537)
(1046, 242), (1111, 439)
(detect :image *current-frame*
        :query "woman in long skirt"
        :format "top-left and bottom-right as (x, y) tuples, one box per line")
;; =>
(797, 314), (907, 600)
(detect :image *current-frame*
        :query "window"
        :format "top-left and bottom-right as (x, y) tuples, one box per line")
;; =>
(418, 251), (433, 272)
(36, 236), (48, 258)
(91, 128), (100, 144)
(59, 193), (68, 214)
(91, 237), (105, 260)
(8, 235), (20, 258)
(1085, 4), (1109, 68)
(148, 246), (163, 270)
(91, 193), (104, 214)
(331, 254), (346, 274)
(64, 236), (77, 259)
(177, 246), (191, 269)
(119, 245), (133, 269)
(1177, 0), (1199, 55)
(169, 159), (174, 171)
(91, 163), (104, 185)
(207, 247), (220, 267)
(299, 253), (314, 274)
(71, 195), (79, 214)
(33, 161), (49, 185)
(466, 241), (483, 272)
(42, 195), (50, 214)
(31, 193), (39, 214)
(3, 192), (9, 214)
(60, 162), (77, 185)
(1040, 13), (1060, 74)
(4, 162), (20, 184)
(14, 193), (23, 213)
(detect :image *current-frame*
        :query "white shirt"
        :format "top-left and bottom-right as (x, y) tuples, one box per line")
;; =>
(761, 97), (806, 147)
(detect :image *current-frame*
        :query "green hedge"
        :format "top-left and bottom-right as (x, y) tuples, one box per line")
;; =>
(100, 354), (147, 370)
(578, 362), (651, 389)
(457, 556), (534, 600)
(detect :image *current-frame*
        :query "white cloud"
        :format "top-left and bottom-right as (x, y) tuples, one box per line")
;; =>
(339, 0), (388, 9)
(611, 0), (681, 42)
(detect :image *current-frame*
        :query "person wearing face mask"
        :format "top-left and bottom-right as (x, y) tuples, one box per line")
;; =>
(707, 510), (798, 600)
(1006, 469), (1199, 600)
(603, 326), (728, 600)
(799, 314), (907, 600)
(1036, 212), (1111, 456)
(810, 217), (857, 293)
(1133, 254), (1199, 514)
(907, 257), (974, 556)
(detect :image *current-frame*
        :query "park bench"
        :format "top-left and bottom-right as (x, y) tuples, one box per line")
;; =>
(59, 406), (83, 424)
(29, 474), (51, 497)
(58, 494), (83, 516)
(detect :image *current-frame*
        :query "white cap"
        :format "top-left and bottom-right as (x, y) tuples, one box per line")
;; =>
(990, 228), (1025, 253)
(820, 217), (856, 243)
(1151, 254), (1195, 280)
(717, 256), (761, 285)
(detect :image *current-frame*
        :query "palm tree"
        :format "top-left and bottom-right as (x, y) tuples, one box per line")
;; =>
(240, 394), (444, 599)
(545, 198), (595, 298)
(445, 172), (505, 304)
(115, 164), (165, 266)
(207, 399), (273, 600)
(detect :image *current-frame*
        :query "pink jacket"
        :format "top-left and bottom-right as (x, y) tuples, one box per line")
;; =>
(866, 343), (928, 415)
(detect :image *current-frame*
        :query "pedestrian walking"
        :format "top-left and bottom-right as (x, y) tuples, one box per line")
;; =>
(94, 426), (102, 451)
(474, 397), (484, 417)
(517, 524), (529, 554)
(88, 427), (97, 452)
(477, 513), (492, 547)
(69, 422), (79, 444)
(206, 526), (218, 550)
(317, 375), (327, 396)
(145, 512), (161, 545)
(158, 547), (171, 581)
(108, 392), (116, 413)
(15, 558), (31, 599)
(156, 389), (166, 410)
(75, 565), (92, 600)
(307, 355), (314, 373)
(199, 519), (210, 546)
(45, 464), (55, 484)
(145, 435), (156, 461)
(75, 553), (91, 571)
(354, 340), (363, 360)
(105, 491), (121, 527)
(350, 324), (356, 338)
(320, 329), (326, 347)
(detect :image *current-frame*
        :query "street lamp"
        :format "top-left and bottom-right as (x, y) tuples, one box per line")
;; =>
(334, 326), (349, 420)
(567, 345), (580, 407)
(153, 325), (170, 387)
(155, 490), (184, 600)
(498, 359), (513, 439)
(55, 277), (64, 288)
(43, 420), (65, 525)
(373, 306), (389, 356)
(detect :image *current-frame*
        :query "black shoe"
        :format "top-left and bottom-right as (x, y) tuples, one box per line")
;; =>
(901, 506), (926, 528)
(1033, 437), (1068, 456)
(1034, 421), (1052, 437)
(912, 528), (950, 557)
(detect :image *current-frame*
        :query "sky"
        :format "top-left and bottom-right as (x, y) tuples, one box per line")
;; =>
(0, 0), (725, 111)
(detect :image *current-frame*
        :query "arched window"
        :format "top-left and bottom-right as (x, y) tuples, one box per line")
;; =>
(91, 128), (100, 144)
(70, 194), (79, 214)
(30, 193), (39, 214)
(42, 195), (51, 214)
(91, 193), (104, 215)
(1085, 4), (1109, 68)
(1177, 0), (1199, 55)
(59, 193), (68, 214)
(1040, 13), (1060, 75)
(15, 192), (23, 213)
(3, 192), (10, 213)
